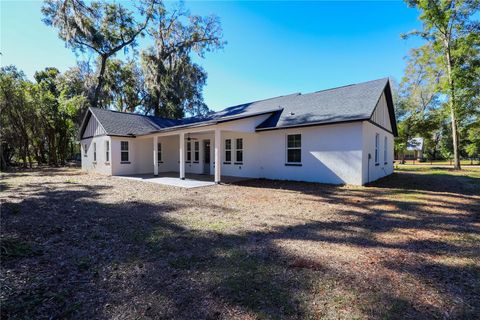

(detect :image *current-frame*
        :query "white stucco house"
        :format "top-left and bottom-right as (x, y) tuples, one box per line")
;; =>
(79, 78), (397, 185)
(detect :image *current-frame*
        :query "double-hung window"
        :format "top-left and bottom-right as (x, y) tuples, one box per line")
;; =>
(105, 141), (110, 162)
(286, 134), (301, 164)
(194, 141), (199, 162)
(225, 139), (232, 163)
(121, 141), (129, 162)
(93, 142), (97, 162)
(235, 138), (243, 164)
(375, 133), (379, 165)
(84, 144), (87, 157)
(157, 142), (162, 163)
(384, 136), (387, 164)
(186, 141), (191, 162)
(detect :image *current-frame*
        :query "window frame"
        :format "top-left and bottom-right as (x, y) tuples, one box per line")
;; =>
(234, 138), (243, 164)
(194, 141), (199, 163)
(224, 139), (232, 164)
(105, 141), (110, 163)
(93, 142), (97, 162)
(375, 133), (379, 165)
(84, 144), (88, 157)
(384, 136), (388, 164)
(186, 141), (191, 163)
(286, 134), (302, 165)
(121, 141), (129, 163)
(157, 142), (162, 163)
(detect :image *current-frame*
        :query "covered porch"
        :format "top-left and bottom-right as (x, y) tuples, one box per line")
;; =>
(131, 114), (265, 184)
(111, 112), (271, 182)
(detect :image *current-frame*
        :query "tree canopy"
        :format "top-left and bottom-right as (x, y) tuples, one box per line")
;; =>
(396, 0), (480, 166)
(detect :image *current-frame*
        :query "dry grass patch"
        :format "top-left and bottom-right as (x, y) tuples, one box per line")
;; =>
(1, 167), (479, 319)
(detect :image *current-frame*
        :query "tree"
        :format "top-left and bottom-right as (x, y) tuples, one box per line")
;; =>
(1, 65), (86, 169)
(395, 50), (445, 161)
(0, 66), (35, 168)
(42, 0), (156, 108)
(141, 3), (224, 118)
(403, 0), (480, 169)
(101, 59), (145, 112)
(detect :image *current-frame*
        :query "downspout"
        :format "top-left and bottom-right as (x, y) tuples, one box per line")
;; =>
(367, 153), (371, 184)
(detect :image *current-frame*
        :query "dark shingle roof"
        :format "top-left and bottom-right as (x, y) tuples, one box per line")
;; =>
(81, 78), (395, 138)
(88, 108), (182, 136)
(255, 78), (390, 129)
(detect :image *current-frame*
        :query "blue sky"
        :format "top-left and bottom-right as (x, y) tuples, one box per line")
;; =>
(1, 1), (423, 111)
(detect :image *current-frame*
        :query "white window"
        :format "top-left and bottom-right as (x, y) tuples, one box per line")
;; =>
(186, 141), (191, 162)
(105, 141), (110, 162)
(286, 134), (301, 163)
(384, 136), (387, 164)
(157, 142), (162, 162)
(93, 142), (97, 162)
(121, 141), (129, 162)
(84, 144), (87, 157)
(235, 138), (243, 164)
(194, 141), (199, 162)
(225, 139), (231, 163)
(375, 133), (379, 165)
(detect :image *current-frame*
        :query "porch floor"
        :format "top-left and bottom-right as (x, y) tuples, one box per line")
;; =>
(115, 172), (249, 189)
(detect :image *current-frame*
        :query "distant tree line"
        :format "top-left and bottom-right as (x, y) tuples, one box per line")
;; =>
(1, 0), (224, 169)
(394, 0), (480, 168)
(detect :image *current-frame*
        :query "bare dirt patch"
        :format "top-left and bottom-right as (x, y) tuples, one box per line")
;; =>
(1, 167), (479, 319)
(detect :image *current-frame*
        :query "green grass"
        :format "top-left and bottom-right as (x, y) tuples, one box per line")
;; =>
(396, 159), (480, 165)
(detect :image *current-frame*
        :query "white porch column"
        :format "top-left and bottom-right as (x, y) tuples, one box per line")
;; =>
(214, 128), (221, 183)
(179, 132), (185, 180)
(153, 135), (158, 176)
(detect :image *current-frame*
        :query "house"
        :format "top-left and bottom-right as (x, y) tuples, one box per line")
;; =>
(405, 137), (424, 160)
(79, 78), (397, 185)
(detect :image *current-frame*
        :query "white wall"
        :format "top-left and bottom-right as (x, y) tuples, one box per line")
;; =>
(85, 118), (394, 186)
(81, 136), (112, 175)
(361, 121), (394, 184)
(158, 135), (180, 173)
(211, 122), (363, 185)
(110, 137), (152, 175)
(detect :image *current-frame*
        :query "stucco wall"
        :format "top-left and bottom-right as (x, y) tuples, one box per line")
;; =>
(110, 137), (152, 175)
(361, 121), (394, 184)
(83, 120), (395, 186)
(80, 136), (112, 175)
(254, 122), (364, 185)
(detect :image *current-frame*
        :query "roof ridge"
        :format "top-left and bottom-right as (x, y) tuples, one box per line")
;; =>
(90, 107), (177, 121)
(310, 77), (389, 95)
(206, 92), (301, 114)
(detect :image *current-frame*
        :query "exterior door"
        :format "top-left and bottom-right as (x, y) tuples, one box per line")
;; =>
(203, 140), (210, 174)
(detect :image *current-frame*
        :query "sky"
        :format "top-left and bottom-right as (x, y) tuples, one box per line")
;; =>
(1, 1), (424, 111)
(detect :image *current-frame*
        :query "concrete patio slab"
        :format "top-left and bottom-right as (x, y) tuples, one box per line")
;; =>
(115, 172), (249, 188)
(116, 174), (215, 188)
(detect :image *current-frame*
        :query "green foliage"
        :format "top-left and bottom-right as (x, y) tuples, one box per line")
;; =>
(141, 2), (225, 118)
(101, 59), (145, 112)
(42, 0), (155, 108)
(0, 65), (85, 168)
(465, 123), (480, 158)
(397, 0), (480, 165)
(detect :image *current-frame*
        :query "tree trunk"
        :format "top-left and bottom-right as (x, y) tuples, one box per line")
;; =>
(444, 40), (461, 170)
(92, 54), (108, 109)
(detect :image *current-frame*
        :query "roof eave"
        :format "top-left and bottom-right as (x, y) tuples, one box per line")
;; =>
(255, 118), (368, 132)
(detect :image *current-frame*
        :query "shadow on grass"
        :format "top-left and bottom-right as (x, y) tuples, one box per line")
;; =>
(371, 170), (480, 196)
(1, 169), (479, 319)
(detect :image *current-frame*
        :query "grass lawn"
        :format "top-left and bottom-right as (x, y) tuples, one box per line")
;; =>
(395, 159), (480, 166)
(1, 167), (479, 319)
